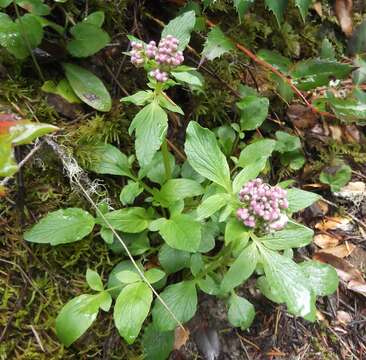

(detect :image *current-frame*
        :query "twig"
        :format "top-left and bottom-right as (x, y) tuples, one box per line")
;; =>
(0, 140), (44, 187)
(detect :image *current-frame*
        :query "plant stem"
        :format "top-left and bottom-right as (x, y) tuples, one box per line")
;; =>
(161, 137), (172, 180)
(13, 1), (45, 82)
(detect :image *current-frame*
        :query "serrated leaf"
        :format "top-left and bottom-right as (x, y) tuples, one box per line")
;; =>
(158, 213), (201, 252)
(260, 221), (313, 250)
(260, 247), (315, 318)
(227, 293), (255, 330)
(129, 102), (168, 167)
(24, 208), (95, 245)
(161, 10), (195, 51)
(299, 260), (339, 296)
(264, 0), (288, 26)
(63, 63), (111, 112)
(327, 97), (366, 123)
(152, 281), (197, 331)
(233, 0), (254, 22)
(202, 26), (235, 61)
(185, 121), (231, 191)
(114, 282), (153, 344)
(286, 188), (321, 213)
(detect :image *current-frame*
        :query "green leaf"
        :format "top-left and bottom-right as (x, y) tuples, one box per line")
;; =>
(197, 193), (230, 220)
(87, 143), (131, 177)
(291, 60), (353, 91)
(67, 22), (110, 57)
(56, 294), (103, 347)
(275, 131), (301, 153)
(116, 270), (142, 284)
(161, 10), (195, 51)
(158, 244), (191, 274)
(353, 56), (366, 85)
(16, 0), (50, 15)
(232, 162), (264, 193)
(280, 149), (305, 170)
(227, 293), (255, 330)
(9, 122), (58, 145)
(0, 135), (17, 177)
(256, 275), (284, 303)
(152, 281), (197, 331)
(198, 275), (220, 295)
(237, 95), (269, 131)
(221, 242), (258, 292)
(0, 13), (43, 59)
(145, 269), (166, 284)
(185, 121), (231, 191)
(86, 269), (104, 291)
(257, 49), (291, 73)
(121, 90), (154, 106)
(300, 261), (339, 296)
(260, 221), (313, 250)
(224, 218), (249, 246)
(107, 260), (144, 298)
(238, 139), (276, 168)
(156, 179), (204, 206)
(286, 188), (321, 213)
(295, 0), (311, 22)
(24, 208), (95, 245)
(102, 207), (151, 233)
(202, 26), (235, 61)
(320, 161), (352, 192)
(320, 38), (336, 60)
(348, 20), (366, 55)
(83, 11), (105, 27)
(0, 0), (12, 7)
(171, 70), (203, 87)
(142, 323), (174, 360)
(158, 214), (201, 252)
(129, 102), (168, 167)
(264, 0), (288, 26)
(157, 93), (184, 115)
(120, 181), (143, 205)
(260, 247), (315, 318)
(327, 97), (366, 123)
(233, 0), (254, 22)
(41, 79), (81, 104)
(114, 282), (153, 344)
(63, 63), (112, 112)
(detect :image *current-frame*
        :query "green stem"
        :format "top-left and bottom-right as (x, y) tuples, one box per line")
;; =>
(13, 1), (45, 82)
(161, 137), (172, 180)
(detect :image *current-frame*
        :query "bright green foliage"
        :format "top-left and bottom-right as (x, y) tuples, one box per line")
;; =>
(264, 0), (288, 26)
(102, 208), (151, 233)
(86, 269), (104, 291)
(202, 26), (235, 61)
(158, 244), (191, 274)
(237, 95), (269, 131)
(63, 63), (112, 112)
(142, 323), (174, 360)
(320, 161), (352, 192)
(17, 0), (50, 15)
(152, 281), (197, 331)
(227, 293), (255, 330)
(41, 79), (81, 103)
(24, 208), (95, 245)
(286, 188), (321, 213)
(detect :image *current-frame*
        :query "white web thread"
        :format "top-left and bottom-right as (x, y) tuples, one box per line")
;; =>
(45, 137), (187, 333)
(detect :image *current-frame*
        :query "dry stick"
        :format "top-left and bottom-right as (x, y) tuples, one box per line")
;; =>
(44, 138), (188, 335)
(204, 19), (337, 119)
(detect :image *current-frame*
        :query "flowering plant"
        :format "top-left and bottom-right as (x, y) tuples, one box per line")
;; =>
(22, 11), (339, 359)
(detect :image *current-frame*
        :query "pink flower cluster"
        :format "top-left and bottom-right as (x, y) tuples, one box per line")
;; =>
(130, 35), (184, 82)
(236, 179), (289, 231)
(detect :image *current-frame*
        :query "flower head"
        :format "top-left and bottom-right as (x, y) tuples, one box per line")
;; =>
(237, 178), (289, 232)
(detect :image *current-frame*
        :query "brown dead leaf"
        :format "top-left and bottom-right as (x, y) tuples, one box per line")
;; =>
(318, 243), (356, 258)
(336, 310), (353, 325)
(329, 125), (343, 142)
(335, 0), (353, 37)
(313, 2), (323, 17)
(315, 216), (352, 232)
(314, 234), (340, 249)
(287, 104), (318, 130)
(313, 252), (363, 282)
(174, 327), (190, 350)
(347, 280), (366, 297)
